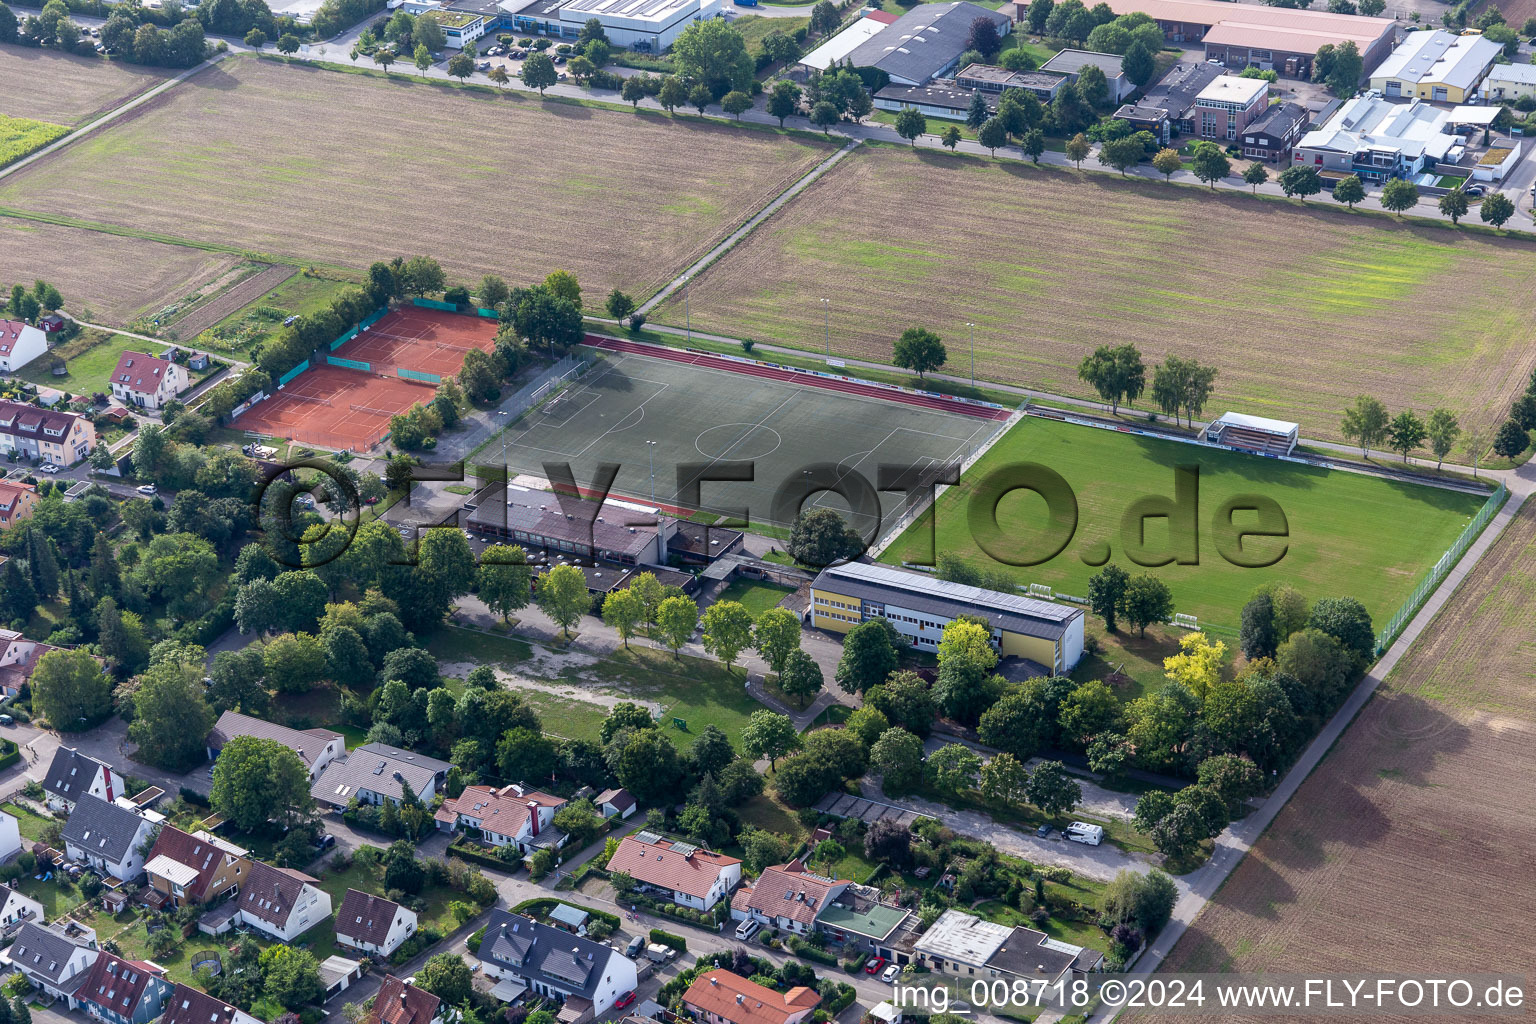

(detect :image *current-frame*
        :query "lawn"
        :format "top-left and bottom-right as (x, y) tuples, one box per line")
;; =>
(109, 913), (224, 987)
(311, 859), (468, 938)
(1, 115), (68, 169)
(882, 415), (1490, 628)
(655, 143), (1536, 441)
(715, 579), (796, 618)
(975, 886), (1109, 953)
(428, 627), (769, 747)
(16, 327), (168, 390)
(734, 14), (810, 59)
(2, 801), (57, 842)
(1071, 622), (1234, 704)
(0, 56), (837, 304)
(16, 874), (87, 920)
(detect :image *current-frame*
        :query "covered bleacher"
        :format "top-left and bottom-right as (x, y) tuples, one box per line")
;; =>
(1206, 411), (1300, 456)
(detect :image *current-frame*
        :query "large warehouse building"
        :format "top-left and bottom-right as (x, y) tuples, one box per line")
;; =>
(809, 562), (1085, 674)
(1035, 0), (1397, 79)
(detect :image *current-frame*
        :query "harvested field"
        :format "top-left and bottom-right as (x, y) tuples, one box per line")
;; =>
(1148, 499), (1536, 1019)
(0, 56), (837, 301)
(169, 263), (297, 339)
(0, 216), (238, 324)
(655, 145), (1536, 442)
(0, 43), (169, 126)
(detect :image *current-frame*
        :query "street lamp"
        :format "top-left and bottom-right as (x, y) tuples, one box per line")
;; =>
(821, 298), (830, 360)
(967, 322), (975, 387)
(647, 440), (658, 504)
(685, 281), (692, 346)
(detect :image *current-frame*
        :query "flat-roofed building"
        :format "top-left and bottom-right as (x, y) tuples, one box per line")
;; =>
(1191, 74), (1269, 140)
(553, 0), (725, 51)
(809, 562), (1085, 673)
(1039, 49), (1133, 103)
(1369, 29), (1501, 102)
(1294, 93), (1459, 181)
(955, 63), (1066, 101)
(1038, 0), (1397, 79)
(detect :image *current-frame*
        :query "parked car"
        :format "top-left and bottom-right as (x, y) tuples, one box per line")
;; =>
(625, 936), (645, 958)
(315, 834), (336, 851)
(477, 61), (490, 70)
(614, 992), (636, 1010)
(1065, 821), (1104, 846)
(39, 463), (59, 474)
(0, 715), (14, 726)
(136, 483), (157, 495)
(881, 965), (900, 984)
(1035, 824), (1053, 839)
(865, 957), (885, 975)
(735, 919), (760, 941)
(553, 54), (566, 64)
(1462, 184), (1486, 197)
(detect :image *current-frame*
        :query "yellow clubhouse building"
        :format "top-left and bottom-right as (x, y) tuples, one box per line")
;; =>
(809, 562), (1085, 675)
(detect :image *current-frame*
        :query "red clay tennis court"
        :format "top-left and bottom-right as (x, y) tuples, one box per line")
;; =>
(333, 306), (497, 379)
(235, 365), (435, 451)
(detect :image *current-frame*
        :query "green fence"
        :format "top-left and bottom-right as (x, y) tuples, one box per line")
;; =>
(328, 355), (371, 372)
(398, 367), (440, 384)
(330, 326), (359, 351)
(476, 307), (499, 319)
(1374, 482), (1507, 655)
(277, 360), (309, 387)
(360, 308), (388, 329)
(412, 297), (457, 313)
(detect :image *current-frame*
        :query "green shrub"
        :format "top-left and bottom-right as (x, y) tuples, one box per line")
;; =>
(649, 928), (687, 952)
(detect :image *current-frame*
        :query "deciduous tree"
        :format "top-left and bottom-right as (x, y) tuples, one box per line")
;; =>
(212, 736), (313, 831)
(537, 563), (590, 637)
(741, 710), (800, 768)
(32, 649), (112, 730)
(1022, 759), (1081, 816)
(1341, 394), (1389, 456)
(1380, 178), (1419, 216)
(702, 599), (754, 672)
(892, 326), (946, 378)
(655, 595), (700, 656)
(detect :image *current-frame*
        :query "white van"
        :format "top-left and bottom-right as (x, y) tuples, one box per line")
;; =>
(735, 918), (761, 941)
(1065, 822), (1104, 846)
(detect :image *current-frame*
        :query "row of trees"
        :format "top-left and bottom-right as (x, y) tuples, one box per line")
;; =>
(1077, 343), (1219, 427)
(1, 0), (209, 67)
(1339, 395), (1464, 465)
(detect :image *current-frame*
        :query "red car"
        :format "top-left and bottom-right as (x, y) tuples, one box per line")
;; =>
(614, 992), (637, 1010)
(864, 957), (885, 975)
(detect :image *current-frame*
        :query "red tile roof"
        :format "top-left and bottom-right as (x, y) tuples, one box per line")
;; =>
(111, 352), (177, 396)
(0, 399), (86, 442)
(865, 9), (900, 23)
(370, 976), (440, 1024)
(606, 835), (741, 900)
(145, 825), (246, 902)
(683, 971), (818, 1024)
(163, 984), (252, 1024)
(70, 953), (168, 1018)
(435, 784), (565, 836)
(730, 861), (844, 929)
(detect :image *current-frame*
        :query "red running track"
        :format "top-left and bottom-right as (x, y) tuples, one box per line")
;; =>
(583, 335), (1010, 421)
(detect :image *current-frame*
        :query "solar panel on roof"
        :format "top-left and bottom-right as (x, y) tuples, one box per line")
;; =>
(670, 842), (697, 857)
(634, 831), (662, 845)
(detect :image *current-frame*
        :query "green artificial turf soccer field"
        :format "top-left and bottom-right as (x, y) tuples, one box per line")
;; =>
(882, 416), (1490, 628)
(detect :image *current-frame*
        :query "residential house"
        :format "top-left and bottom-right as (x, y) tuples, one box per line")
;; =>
(367, 976), (443, 1024)
(335, 889), (418, 959)
(1293, 94), (1459, 181)
(233, 861), (331, 942)
(433, 783), (567, 866)
(0, 480), (39, 530)
(44, 746), (121, 813)
(473, 910), (638, 1021)
(0, 320), (47, 373)
(595, 788), (636, 820)
(311, 743), (452, 811)
(161, 984), (262, 1024)
(143, 825), (250, 909)
(1239, 100), (1309, 161)
(843, 2), (1013, 86)
(61, 794), (155, 882)
(2, 922), (99, 999)
(0, 399), (95, 466)
(1191, 75), (1269, 140)
(0, 808), (24, 861)
(682, 971), (819, 1024)
(0, 629), (61, 698)
(913, 910), (1102, 987)
(1369, 29), (1501, 102)
(109, 352), (189, 412)
(207, 711), (345, 783)
(0, 886), (45, 933)
(1077, 0), (1397, 79)
(730, 861), (848, 937)
(605, 833), (741, 911)
(1039, 49), (1134, 104)
(66, 952), (174, 1024)
(1480, 61), (1536, 101)
(809, 562), (1085, 673)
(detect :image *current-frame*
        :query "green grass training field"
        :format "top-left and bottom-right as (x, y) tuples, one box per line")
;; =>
(882, 416), (1490, 628)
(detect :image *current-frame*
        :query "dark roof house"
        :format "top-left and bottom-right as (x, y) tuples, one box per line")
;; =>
(43, 747), (121, 810)
(162, 983), (261, 1024)
(61, 794), (154, 880)
(368, 976), (441, 1024)
(207, 711), (344, 781)
(68, 952), (173, 1024)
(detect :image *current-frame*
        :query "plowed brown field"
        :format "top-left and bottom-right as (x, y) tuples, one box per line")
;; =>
(657, 144), (1536, 441)
(0, 43), (168, 126)
(1146, 497), (1536, 1021)
(0, 217), (237, 324)
(0, 56), (836, 302)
